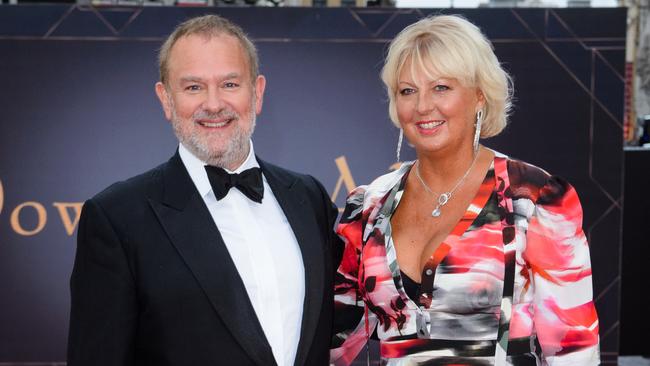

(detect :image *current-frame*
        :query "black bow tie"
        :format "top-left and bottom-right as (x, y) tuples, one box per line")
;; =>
(204, 166), (264, 203)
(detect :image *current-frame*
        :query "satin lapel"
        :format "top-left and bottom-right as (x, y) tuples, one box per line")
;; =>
(259, 159), (324, 366)
(149, 153), (276, 366)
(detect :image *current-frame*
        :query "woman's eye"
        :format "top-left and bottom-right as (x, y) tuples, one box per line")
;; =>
(434, 85), (450, 92)
(399, 88), (415, 96)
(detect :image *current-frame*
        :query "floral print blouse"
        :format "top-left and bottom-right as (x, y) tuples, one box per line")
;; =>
(330, 152), (600, 366)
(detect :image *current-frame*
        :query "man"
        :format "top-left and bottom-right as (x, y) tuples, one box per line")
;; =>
(68, 15), (339, 366)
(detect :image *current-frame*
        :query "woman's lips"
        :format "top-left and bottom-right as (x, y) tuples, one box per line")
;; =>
(416, 120), (445, 134)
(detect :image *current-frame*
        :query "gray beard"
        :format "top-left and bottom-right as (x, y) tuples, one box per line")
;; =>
(170, 99), (256, 169)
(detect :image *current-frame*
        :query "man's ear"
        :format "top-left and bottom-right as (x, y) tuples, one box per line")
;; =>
(254, 75), (266, 115)
(155, 82), (173, 121)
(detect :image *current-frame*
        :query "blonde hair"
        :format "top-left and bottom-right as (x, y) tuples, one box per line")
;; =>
(158, 15), (259, 86)
(381, 15), (513, 138)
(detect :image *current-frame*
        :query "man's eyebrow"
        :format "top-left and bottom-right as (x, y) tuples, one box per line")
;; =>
(221, 72), (240, 81)
(179, 76), (204, 83)
(179, 73), (241, 83)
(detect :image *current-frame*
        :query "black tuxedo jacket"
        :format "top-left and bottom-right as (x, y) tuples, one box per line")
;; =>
(68, 152), (340, 366)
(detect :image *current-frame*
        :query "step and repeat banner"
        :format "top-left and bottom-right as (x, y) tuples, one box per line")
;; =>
(0, 6), (625, 364)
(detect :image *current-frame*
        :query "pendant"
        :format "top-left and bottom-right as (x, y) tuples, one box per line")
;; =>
(431, 193), (451, 218)
(438, 193), (450, 205)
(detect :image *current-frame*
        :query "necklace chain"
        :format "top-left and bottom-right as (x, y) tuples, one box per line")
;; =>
(415, 152), (480, 218)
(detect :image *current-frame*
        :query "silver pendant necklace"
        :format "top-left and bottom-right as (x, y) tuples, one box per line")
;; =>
(414, 152), (480, 218)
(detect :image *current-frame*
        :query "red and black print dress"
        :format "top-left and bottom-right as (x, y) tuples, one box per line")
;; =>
(330, 152), (600, 366)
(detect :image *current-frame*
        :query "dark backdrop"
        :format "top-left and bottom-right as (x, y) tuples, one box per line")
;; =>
(0, 5), (625, 364)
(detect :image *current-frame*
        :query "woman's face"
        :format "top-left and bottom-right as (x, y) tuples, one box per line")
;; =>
(395, 58), (484, 157)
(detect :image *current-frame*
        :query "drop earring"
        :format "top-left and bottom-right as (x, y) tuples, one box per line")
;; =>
(473, 110), (483, 153)
(396, 128), (404, 162)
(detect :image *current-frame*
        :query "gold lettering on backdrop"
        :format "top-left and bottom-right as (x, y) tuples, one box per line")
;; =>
(10, 201), (47, 236)
(331, 156), (357, 206)
(53, 202), (83, 236)
(1, 157), (400, 235)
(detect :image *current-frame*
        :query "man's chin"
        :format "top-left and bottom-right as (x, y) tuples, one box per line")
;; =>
(196, 148), (226, 164)
(180, 132), (250, 167)
(200, 147), (245, 169)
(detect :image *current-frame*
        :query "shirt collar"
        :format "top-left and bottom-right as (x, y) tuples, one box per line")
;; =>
(178, 141), (259, 198)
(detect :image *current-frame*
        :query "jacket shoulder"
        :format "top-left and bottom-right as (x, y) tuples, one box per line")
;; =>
(505, 157), (550, 189)
(504, 156), (574, 205)
(260, 159), (324, 193)
(261, 159), (310, 180)
(352, 161), (412, 206)
(90, 161), (166, 210)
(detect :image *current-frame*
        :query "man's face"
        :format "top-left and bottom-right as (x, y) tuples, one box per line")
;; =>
(155, 34), (266, 170)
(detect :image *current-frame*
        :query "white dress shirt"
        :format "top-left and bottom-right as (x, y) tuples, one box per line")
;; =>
(179, 142), (305, 366)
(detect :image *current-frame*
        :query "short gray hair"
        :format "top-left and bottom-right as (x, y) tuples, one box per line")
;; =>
(158, 14), (259, 85)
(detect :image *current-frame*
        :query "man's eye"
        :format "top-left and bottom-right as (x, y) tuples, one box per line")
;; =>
(224, 82), (239, 88)
(185, 85), (201, 91)
(399, 88), (415, 96)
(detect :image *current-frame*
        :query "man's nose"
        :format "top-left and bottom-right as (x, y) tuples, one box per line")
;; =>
(202, 87), (225, 112)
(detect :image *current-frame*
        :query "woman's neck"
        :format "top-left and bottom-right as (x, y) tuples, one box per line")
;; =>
(415, 144), (481, 190)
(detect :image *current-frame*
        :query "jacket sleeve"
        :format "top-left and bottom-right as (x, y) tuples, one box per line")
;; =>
(67, 199), (137, 366)
(330, 186), (373, 366)
(524, 176), (600, 365)
(309, 175), (344, 274)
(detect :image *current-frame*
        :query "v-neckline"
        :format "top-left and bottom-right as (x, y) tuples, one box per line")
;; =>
(388, 159), (497, 301)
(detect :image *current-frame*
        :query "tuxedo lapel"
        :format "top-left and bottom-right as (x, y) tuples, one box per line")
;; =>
(259, 159), (325, 366)
(149, 153), (277, 366)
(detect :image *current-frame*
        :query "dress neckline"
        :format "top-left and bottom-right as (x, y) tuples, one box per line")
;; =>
(389, 158), (497, 305)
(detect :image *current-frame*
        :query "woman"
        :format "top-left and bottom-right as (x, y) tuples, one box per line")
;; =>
(330, 15), (600, 365)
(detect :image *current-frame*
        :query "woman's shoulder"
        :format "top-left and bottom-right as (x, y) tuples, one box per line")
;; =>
(496, 153), (576, 206)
